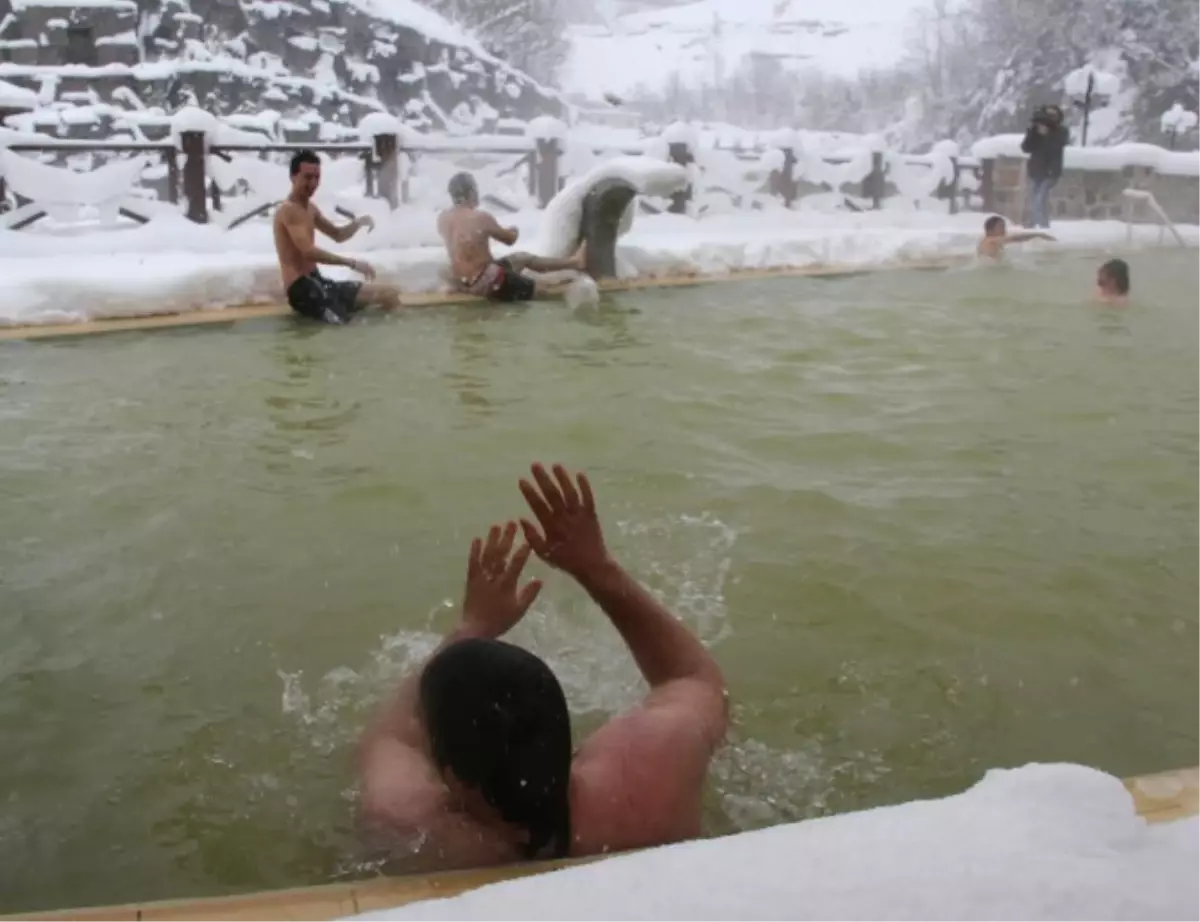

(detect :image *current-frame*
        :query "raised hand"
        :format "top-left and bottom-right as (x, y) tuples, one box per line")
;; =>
(461, 521), (543, 638)
(518, 463), (611, 582)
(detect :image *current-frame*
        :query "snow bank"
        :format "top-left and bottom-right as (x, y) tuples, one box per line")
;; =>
(971, 136), (1200, 176)
(0, 208), (1194, 328)
(535, 156), (688, 258)
(346, 764), (1196, 921)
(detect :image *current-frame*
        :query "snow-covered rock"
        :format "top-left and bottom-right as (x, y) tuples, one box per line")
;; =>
(0, 0), (566, 144)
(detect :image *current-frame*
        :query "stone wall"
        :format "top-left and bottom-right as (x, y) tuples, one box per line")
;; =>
(992, 155), (1199, 226)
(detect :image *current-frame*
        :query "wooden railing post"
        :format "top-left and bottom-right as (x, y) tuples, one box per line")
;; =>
(667, 141), (693, 214)
(362, 150), (375, 198)
(948, 156), (960, 215)
(865, 150), (884, 210)
(181, 130), (208, 223)
(980, 158), (996, 212)
(534, 139), (559, 208)
(374, 133), (399, 209)
(780, 147), (797, 208)
(165, 148), (179, 205)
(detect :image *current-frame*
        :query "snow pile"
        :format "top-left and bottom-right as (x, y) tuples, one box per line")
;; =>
(527, 116), (568, 143)
(1160, 104), (1198, 137)
(357, 112), (403, 143)
(535, 156), (688, 258)
(346, 764), (1198, 921)
(971, 135), (1200, 176)
(1064, 64), (1121, 99)
(169, 106), (220, 148)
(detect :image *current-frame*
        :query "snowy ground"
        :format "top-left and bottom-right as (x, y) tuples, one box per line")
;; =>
(343, 764), (1197, 921)
(0, 204), (1193, 328)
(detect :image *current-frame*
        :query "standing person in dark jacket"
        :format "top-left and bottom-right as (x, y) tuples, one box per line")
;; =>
(1021, 104), (1070, 229)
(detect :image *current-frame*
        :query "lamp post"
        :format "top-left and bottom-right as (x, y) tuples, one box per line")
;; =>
(1160, 102), (1198, 151)
(1064, 64), (1117, 146)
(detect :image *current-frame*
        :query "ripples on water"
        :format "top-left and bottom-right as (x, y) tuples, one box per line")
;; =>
(0, 249), (1196, 911)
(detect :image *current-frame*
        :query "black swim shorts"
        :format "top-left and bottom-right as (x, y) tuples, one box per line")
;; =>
(466, 259), (537, 303)
(286, 271), (363, 325)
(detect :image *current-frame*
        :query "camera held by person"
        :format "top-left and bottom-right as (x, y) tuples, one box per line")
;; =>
(1021, 104), (1070, 229)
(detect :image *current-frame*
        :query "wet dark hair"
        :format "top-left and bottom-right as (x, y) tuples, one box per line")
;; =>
(290, 150), (320, 176)
(448, 171), (478, 205)
(419, 638), (572, 860)
(1100, 258), (1130, 294)
(984, 215), (1005, 234)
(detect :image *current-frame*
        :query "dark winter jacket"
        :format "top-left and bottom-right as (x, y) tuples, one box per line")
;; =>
(1021, 124), (1070, 181)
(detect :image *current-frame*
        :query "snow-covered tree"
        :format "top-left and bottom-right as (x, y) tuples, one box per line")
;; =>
(430, 0), (570, 86)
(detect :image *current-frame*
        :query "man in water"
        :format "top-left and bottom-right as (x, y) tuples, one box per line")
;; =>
(1096, 258), (1130, 306)
(977, 215), (1056, 259)
(274, 150), (402, 325)
(357, 463), (729, 869)
(437, 172), (586, 302)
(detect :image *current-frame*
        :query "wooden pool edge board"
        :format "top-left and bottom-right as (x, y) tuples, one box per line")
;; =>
(0, 257), (968, 343)
(9, 766), (1197, 922)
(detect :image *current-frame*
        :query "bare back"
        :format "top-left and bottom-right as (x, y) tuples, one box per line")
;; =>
(438, 206), (498, 285)
(274, 200), (317, 289)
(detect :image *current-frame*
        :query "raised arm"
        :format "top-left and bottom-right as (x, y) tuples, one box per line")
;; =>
(518, 464), (727, 848)
(279, 204), (367, 273)
(313, 206), (373, 244)
(1005, 231), (1056, 244)
(357, 524), (543, 865)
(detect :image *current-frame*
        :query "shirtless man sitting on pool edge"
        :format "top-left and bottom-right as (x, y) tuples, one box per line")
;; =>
(437, 172), (587, 302)
(357, 462), (729, 870)
(273, 150), (403, 325)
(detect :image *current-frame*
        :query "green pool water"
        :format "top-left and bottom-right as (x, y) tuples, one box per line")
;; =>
(1, 247), (1196, 913)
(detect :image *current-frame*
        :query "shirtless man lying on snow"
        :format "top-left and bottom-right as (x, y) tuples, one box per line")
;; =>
(437, 172), (586, 302)
(273, 150), (403, 325)
(357, 463), (729, 870)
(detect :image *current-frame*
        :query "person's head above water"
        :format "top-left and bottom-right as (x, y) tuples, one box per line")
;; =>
(983, 215), (1006, 237)
(289, 150), (321, 200)
(1097, 258), (1130, 298)
(448, 171), (479, 207)
(419, 636), (573, 860)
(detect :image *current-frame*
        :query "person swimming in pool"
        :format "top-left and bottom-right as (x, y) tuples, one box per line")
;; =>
(273, 150), (403, 325)
(1095, 258), (1130, 306)
(977, 215), (1056, 259)
(356, 462), (729, 871)
(437, 172), (587, 302)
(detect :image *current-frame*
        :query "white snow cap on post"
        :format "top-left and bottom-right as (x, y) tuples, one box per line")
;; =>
(1160, 103), (1198, 134)
(765, 128), (799, 152)
(170, 106), (220, 148)
(931, 139), (960, 158)
(1064, 64), (1120, 98)
(526, 115), (567, 142)
(357, 112), (402, 143)
(662, 120), (698, 150)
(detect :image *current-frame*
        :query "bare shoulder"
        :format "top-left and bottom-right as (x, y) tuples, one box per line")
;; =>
(569, 678), (727, 853)
(276, 199), (308, 226)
